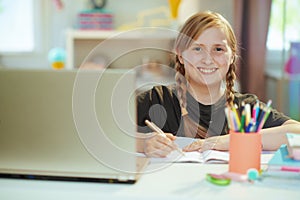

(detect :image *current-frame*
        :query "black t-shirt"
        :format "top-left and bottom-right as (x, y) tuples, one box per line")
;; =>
(137, 85), (290, 137)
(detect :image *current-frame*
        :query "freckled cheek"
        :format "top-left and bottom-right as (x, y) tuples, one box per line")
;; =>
(182, 54), (199, 66)
(213, 55), (231, 67)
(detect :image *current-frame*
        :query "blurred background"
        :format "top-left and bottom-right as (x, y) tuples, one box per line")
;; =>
(0, 0), (299, 120)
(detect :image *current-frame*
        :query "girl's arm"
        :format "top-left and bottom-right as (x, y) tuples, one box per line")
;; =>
(261, 119), (300, 150)
(183, 119), (300, 152)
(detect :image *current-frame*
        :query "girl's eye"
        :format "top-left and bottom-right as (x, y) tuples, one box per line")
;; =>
(215, 47), (224, 52)
(193, 47), (202, 51)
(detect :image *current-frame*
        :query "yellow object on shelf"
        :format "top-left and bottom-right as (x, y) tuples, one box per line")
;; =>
(168, 0), (181, 19)
(52, 61), (65, 70)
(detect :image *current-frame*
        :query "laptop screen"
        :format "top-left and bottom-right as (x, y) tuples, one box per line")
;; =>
(0, 69), (148, 183)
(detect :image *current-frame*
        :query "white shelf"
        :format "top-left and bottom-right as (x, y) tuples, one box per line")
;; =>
(66, 29), (177, 69)
(265, 69), (300, 81)
(67, 30), (121, 39)
(67, 29), (177, 39)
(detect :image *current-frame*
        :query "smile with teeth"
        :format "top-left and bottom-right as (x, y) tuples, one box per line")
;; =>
(197, 67), (217, 74)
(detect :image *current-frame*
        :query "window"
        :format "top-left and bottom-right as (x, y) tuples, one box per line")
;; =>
(266, 0), (300, 72)
(267, 0), (300, 50)
(0, 0), (34, 53)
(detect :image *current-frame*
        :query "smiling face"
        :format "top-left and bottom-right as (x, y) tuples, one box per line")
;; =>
(179, 27), (233, 88)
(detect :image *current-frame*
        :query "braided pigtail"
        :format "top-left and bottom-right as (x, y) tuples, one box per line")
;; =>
(225, 60), (237, 106)
(175, 56), (187, 110)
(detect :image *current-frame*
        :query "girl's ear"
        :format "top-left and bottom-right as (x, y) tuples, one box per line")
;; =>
(178, 55), (184, 64)
(176, 48), (184, 64)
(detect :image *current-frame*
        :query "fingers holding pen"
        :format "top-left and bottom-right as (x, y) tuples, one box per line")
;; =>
(144, 133), (178, 157)
(165, 133), (177, 142)
(143, 120), (180, 157)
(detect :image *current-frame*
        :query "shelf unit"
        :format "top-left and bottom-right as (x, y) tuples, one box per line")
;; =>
(265, 71), (300, 121)
(66, 29), (177, 69)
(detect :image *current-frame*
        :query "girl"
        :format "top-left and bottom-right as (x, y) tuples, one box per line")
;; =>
(136, 11), (300, 157)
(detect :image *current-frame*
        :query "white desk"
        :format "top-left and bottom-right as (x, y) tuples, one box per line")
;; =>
(0, 163), (299, 200)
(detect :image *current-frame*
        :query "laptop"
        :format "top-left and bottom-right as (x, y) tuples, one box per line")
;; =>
(0, 68), (148, 184)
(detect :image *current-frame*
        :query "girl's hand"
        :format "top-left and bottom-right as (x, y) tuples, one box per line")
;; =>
(183, 135), (230, 152)
(144, 133), (177, 157)
(182, 139), (204, 152)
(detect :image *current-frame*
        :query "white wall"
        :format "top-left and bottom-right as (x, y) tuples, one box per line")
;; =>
(0, 0), (233, 69)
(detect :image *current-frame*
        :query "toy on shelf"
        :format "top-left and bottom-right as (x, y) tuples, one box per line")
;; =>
(284, 42), (300, 75)
(48, 47), (66, 70)
(90, 0), (106, 9)
(52, 0), (64, 10)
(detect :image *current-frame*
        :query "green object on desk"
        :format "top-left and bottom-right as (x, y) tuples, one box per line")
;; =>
(206, 173), (231, 186)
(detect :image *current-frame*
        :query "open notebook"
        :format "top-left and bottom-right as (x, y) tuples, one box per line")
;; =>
(152, 149), (230, 164)
(150, 137), (273, 164)
(150, 137), (229, 164)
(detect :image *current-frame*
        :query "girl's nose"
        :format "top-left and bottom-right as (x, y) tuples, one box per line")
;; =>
(201, 51), (213, 65)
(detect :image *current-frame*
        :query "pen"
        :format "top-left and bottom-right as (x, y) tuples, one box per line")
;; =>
(232, 104), (241, 129)
(239, 109), (245, 132)
(251, 101), (258, 129)
(224, 107), (232, 130)
(256, 100), (272, 132)
(145, 119), (166, 136)
(145, 120), (185, 156)
(266, 99), (272, 108)
(256, 108), (271, 132)
(245, 119), (254, 133)
(273, 166), (300, 172)
(244, 103), (251, 127)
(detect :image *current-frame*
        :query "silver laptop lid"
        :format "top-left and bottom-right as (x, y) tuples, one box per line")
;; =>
(0, 69), (146, 183)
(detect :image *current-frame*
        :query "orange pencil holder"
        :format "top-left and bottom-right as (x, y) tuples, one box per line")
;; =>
(229, 131), (262, 174)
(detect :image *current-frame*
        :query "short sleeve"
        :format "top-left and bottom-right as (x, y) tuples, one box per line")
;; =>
(261, 105), (290, 128)
(136, 85), (182, 134)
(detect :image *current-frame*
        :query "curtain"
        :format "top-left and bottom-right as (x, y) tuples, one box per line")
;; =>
(233, 0), (272, 101)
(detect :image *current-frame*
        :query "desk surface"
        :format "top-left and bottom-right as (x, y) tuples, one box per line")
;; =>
(0, 163), (299, 200)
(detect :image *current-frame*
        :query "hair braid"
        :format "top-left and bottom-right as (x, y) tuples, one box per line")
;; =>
(225, 62), (236, 106)
(175, 57), (187, 109)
